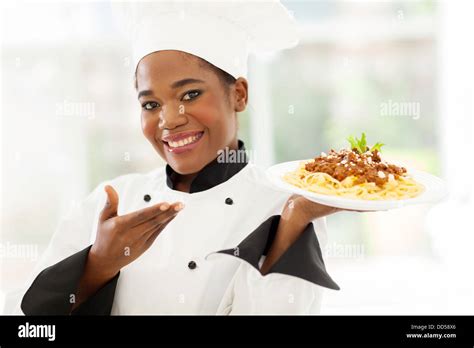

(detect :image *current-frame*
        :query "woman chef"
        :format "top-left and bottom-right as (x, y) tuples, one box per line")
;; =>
(16, 0), (343, 315)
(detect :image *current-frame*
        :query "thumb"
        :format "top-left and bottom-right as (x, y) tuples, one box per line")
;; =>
(99, 185), (119, 222)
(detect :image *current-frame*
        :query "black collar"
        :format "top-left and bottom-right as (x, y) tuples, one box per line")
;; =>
(165, 139), (249, 193)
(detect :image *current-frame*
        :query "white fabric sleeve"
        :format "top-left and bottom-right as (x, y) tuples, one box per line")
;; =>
(9, 182), (106, 315)
(215, 216), (338, 315)
(216, 261), (326, 314)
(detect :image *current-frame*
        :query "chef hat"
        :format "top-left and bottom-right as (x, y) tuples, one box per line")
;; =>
(113, 0), (299, 79)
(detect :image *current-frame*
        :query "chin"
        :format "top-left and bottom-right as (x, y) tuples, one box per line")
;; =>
(153, 144), (201, 174)
(167, 156), (208, 175)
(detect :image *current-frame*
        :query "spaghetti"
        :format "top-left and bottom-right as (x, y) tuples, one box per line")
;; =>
(283, 161), (423, 200)
(283, 134), (424, 200)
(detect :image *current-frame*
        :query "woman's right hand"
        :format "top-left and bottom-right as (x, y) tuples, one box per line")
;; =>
(72, 185), (183, 311)
(90, 185), (184, 279)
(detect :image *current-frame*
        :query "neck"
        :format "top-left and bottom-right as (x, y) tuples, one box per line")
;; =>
(174, 173), (198, 193)
(173, 138), (239, 193)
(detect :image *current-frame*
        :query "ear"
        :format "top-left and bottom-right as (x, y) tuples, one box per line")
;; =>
(233, 77), (248, 112)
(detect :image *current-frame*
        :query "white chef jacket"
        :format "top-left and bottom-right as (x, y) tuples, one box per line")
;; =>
(15, 140), (339, 315)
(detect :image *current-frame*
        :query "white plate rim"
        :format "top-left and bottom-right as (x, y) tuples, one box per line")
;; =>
(265, 160), (448, 211)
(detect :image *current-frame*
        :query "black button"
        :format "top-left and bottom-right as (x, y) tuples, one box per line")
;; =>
(225, 197), (233, 205)
(188, 261), (197, 270)
(143, 194), (151, 202)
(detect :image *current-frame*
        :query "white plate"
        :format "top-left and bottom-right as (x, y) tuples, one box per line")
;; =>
(266, 160), (448, 211)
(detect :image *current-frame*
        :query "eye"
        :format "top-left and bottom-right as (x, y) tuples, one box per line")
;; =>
(142, 101), (160, 111)
(182, 90), (201, 101)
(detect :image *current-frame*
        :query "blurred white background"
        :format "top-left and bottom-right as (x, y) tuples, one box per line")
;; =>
(1, 0), (473, 314)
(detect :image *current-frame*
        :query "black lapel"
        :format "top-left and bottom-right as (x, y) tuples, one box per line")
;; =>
(165, 139), (248, 193)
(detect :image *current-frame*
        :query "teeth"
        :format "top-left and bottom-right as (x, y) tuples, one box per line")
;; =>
(167, 133), (201, 148)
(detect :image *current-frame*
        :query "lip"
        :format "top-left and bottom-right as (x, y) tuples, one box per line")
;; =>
(162, 130), (204, 143)
(161, 130), (205, 155)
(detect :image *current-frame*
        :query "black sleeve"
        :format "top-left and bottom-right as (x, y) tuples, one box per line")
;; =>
(21, 245), (120, 315)
(212, 215), (340, 290)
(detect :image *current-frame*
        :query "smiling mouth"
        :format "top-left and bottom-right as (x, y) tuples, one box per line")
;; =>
(162, 131), (205, 153)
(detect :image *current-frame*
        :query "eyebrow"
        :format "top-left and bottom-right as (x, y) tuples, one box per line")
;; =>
(137, 78), (205, 99)
(171, 78), (205, 89)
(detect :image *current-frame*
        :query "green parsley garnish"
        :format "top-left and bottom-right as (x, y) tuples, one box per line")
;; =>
(347, 133), (384, 153)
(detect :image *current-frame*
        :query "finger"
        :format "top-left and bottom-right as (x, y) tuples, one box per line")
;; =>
(135, 208), (180, 237)
(143, 223), (168, 247)
(317, 206), (341, 216)
(139, 214), (178, 250)
(289, 194), (301, 201)
(141, 213), (177, 241)
(125, 203), (183, 238)
(121, 201), (184, 227)
(99, 185), (119, 222)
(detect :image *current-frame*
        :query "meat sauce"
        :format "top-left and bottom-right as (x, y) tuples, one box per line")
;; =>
(304, 148), (407, 187)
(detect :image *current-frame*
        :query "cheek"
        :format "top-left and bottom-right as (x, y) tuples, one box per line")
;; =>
(191, 95), (232, 130)
(141, 114), (158, 140)
(190, 105), (217, 126)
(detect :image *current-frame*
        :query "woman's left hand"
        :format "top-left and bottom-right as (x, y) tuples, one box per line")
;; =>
(260, 194), (343, 274)
(280, 194), (342, 231)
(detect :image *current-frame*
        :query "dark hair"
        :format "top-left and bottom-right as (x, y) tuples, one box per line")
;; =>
(134, 52), (237, 93)
(197, 59), (237, 88)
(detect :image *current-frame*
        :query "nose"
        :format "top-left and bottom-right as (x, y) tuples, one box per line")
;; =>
(158, 104), (187, 130)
